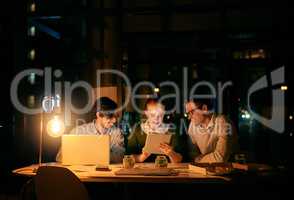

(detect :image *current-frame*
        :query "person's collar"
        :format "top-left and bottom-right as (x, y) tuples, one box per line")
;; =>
(141, 120), (169, 134)
(206, 114), (216, 129)
(198, 114), (215, 131)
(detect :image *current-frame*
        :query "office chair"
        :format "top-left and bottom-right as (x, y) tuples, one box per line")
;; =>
(34, 166), (89, 200)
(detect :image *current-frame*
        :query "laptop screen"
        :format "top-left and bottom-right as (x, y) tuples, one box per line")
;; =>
(61, 135), (110, 166)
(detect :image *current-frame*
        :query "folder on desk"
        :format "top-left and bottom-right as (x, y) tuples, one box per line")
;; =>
(188, 164), (208, 175)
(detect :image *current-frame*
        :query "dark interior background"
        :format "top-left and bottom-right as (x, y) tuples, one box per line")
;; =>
(1, 0), (292, 198)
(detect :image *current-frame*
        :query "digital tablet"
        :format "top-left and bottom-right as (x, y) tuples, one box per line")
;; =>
(142, 133), (172, 154)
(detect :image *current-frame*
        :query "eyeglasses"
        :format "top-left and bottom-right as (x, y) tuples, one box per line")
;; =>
(186, 105), (204, 117)
(185, 108), (197, 117)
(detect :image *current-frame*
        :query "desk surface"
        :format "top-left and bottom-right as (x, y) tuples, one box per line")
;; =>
(13, 163), (231, 183)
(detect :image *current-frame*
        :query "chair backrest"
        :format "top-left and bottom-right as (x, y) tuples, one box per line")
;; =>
(34, 166), (89, 200)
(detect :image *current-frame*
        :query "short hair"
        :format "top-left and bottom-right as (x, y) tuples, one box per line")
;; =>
(94, 97), (118, 118)
(189, 85), (215, 111)
(144, 97), (165, 110)
(191, 98), (214, 111)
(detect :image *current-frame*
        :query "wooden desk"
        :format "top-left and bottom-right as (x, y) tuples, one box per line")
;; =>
(13, 163), (231, 183)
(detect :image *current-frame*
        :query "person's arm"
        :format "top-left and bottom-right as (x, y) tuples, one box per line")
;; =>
(195, 117), (233, 163)
(159, 131), (183, 163)
(195, 135), (231, 163)
(133, 152), (151, 163)
(126, 125), (151, 163)
(110, 129), (125, 163)
(159, 143), (182, 163)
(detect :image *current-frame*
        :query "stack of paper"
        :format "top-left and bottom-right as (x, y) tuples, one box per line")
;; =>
(188, 164), (208, 175)
(114, 167), (176, 176)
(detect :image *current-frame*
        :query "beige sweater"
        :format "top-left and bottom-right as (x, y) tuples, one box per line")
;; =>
(188, 114), (236, 163)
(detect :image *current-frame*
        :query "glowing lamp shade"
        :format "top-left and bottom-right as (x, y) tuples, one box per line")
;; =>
(46, 116), (65, 137)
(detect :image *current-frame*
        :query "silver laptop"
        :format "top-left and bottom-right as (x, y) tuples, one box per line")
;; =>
(61, 135), (110, 166)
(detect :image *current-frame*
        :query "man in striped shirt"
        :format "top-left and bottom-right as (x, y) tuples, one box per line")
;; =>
(56, 97), (125, 163)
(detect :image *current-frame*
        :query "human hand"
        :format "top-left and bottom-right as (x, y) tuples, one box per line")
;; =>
(159, 143), (174, 156)
(139, 151), (151, 162)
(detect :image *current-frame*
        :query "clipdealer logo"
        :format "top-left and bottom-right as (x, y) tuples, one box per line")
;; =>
(247, 67), (285, 133)
(10, 66), (286, 133)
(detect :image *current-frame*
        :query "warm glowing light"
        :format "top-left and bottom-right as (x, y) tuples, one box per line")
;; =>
(290, 115), (293, 120)
(281, 85), (288, 91)
(154, 88), (160, 93)
(30, 3), (36, 12)
(46, 116), (65, 137)
(184, 113), (188, 118)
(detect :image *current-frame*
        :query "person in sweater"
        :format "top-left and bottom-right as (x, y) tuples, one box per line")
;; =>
(126, 98), (183, 163)
(185, 98), (237, 163)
